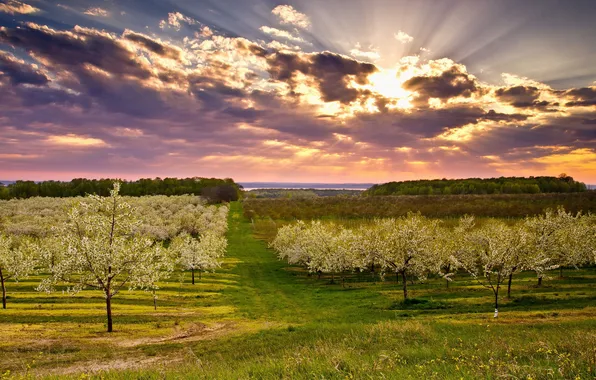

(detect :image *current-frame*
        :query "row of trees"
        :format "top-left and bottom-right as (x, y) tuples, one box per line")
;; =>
(364, 175), (587, 196)
(0, 177), (241, 202)
(0, 184), (229, 332)
(270, 208), (595, 316)
(0, 193), (227, 239)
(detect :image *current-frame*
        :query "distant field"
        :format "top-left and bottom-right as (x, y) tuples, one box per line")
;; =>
(0, 202), (594, 379)
(243, 192), (596, 220)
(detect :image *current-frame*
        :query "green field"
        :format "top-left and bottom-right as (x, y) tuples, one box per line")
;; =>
(1, 202), (595, 379)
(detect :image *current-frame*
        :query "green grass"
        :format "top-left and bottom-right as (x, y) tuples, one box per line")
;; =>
(1, 202), (595, 379)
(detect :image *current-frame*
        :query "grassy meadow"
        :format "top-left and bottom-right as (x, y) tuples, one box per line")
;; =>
(0, 202), (595, 379)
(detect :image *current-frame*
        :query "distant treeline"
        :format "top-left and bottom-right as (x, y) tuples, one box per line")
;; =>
(364, 175), (586, 196)
(245, 189), (363, 199)
(0, 177), (241, 203)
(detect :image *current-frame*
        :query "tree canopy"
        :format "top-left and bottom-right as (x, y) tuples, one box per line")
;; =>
(364, 176), (587, 196)
(0, 177), (242, 203)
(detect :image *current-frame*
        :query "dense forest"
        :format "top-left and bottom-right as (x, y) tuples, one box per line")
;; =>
(0, 177), (241, 203)
(364, 175), (587, 196)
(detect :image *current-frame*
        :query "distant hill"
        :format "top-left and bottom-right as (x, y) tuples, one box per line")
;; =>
(364, 176), (587, 196)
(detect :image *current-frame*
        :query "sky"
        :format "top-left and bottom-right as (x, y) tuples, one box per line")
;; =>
(0, 0), (595, 184)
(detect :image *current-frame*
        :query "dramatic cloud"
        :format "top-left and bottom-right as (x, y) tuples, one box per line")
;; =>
(403, 65), (480, 102)
(0, 0), (39, 15)
(0, 2), (595, 183)
(564, 87), (596, 107)
(123, 31), (183, 61)
(272, 5), (311, 29)
(0, 51), (48, 85)
(267, 51), (377, 104)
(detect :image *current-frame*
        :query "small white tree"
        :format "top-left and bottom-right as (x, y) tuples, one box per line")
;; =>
(270, 220), (309, 266)
(522, 208), (573, 285)
(172, 232), (227, 284)
(0, 234), (37, 309)
(353, 221), (389, 277)
(377, 214), (440, 300)
(330, 228), (362, 287)
(38, 183), (173, 332)
(301, 221), (342, 280)
(435, 215), (476, 288)
(453, 220), (527, 317)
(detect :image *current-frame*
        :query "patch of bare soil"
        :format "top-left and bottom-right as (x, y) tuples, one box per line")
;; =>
(47, 356), (180, 376)
(36, 322), (235, 377)
(118, 321), (234, 347)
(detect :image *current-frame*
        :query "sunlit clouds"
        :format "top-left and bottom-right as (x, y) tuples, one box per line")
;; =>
(83, 7), (109, 17)
(0, 0), (595, 183)
(0, 0), (39, 15)
(272, 5), (311, 30)
(394, 30), (414, 44)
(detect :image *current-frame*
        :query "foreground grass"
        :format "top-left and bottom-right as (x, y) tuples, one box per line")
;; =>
(0, 202), (594, 379)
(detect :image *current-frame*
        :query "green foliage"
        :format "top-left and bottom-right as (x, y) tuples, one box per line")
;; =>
(364, 175), (587, 196)
(1, 177), (242, 203)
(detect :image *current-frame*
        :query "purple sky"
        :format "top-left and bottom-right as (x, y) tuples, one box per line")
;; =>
(1, 0), (595, 183)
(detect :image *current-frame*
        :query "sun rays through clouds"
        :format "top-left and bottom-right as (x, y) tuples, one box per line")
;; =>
(0, 0), (595, 182)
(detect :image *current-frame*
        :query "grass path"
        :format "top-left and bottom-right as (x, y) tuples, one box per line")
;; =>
(220, 202), (389, 325)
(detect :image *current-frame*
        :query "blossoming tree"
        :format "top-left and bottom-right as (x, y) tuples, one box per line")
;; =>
(38, 183), (173, 332)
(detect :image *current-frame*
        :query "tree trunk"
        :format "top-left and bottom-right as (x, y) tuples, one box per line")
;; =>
(559, 267), (563, 278)
(507, 273), (513, 298)
(0, 268), (6, 310)
(494, 286), (500, 318)
(401, 270), (408, 300)
(192, 268), (195, 285)
(538, 276), (543, 286)
(153, 294), (157, 311)
(446, 263), (451, 289)
(396, 271), (400, 284)
(106, 294), (113, 332)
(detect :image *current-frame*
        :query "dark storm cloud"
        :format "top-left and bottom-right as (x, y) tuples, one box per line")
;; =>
(0, 51), (48, 85)
(267, 51), (378, 104)
(0, 24), (151, 79)
(483, 109), (527, 122)
(495, 85), (540, 108)
(403, 65), (479, 102)
(564, 86), (596, 107)
(123, 31), (182, 61)
(15, 86), (89, 107)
